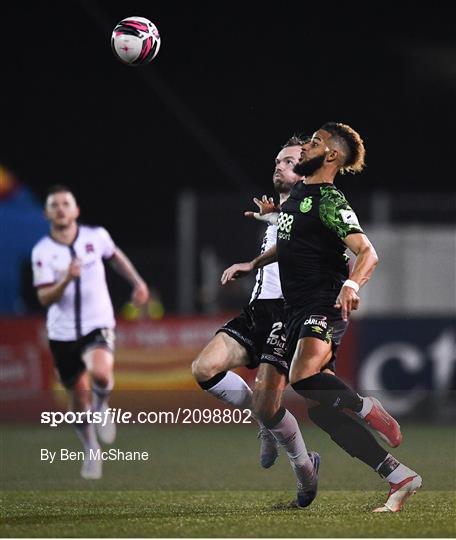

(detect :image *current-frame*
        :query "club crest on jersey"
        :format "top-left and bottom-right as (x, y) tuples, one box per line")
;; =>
(304, 315), (328, 329)
(299, 197), (312, 213)
(85, 243), (95, 253)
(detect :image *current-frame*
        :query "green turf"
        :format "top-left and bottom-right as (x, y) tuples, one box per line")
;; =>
(1, 423), (455, 537)
(1, 490), (455, 538)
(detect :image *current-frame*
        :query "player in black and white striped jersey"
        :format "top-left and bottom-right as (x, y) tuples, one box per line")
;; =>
(248, 206), (282, 305)
(32, 185), (149, 480)
(192, 137), (321, 508)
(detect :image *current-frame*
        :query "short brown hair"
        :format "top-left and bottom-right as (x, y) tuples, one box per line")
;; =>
(47, 184), (74, 197)
(282, 135), (309, 148)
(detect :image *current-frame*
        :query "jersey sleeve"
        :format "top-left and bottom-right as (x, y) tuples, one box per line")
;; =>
(319, 186), (364, 239)
(97, 227), (116, 259)
(31, 245), (56, 288)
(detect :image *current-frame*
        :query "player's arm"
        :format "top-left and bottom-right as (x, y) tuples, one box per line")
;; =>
(335, 233), (379, 321)
(37, 259), (81, 307)
(244, 195), (280, 225)
(108, 247), (150, 306)
(221, 244), (277, 284)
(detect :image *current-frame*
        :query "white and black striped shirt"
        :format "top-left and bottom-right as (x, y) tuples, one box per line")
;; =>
(32, 225), (116, 341)
(250, 224), (283, 302)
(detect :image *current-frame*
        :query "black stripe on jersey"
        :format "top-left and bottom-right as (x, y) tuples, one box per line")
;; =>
(251, 232), (268, 302)
(251, 267), (264, 302)
(69, 245), (82, 340)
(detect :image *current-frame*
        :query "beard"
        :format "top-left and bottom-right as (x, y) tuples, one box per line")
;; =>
(273, 176), (293, 194)
(293, 153), (326, 177)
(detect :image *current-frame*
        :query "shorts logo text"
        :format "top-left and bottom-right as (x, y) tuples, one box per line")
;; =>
(304, 316), (328, 329)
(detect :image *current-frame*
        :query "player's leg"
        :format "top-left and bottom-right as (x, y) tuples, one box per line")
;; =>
(49, 339), (101, 479)
(290, 336), (401, 447)
(304, 345), (420, 515)
(254, 363), (311, 469)
(192, 332), (253, 409)
(192, 331), (278, 455)
(288, 320), (419, 512)
(70, 371), (102, 479)
(252, 363), (284, 468)
(83, 346), (116, 444)
(253, 363), (319, 507)
(81, 329), (115, 412)
(84, 347), (114, 410)
(192, 305), (278, 455)
(307, 401), (421, 511)
(82, 329), (116, 444)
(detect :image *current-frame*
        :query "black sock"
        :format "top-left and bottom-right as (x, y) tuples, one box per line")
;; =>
(308, 404), (387, 469)
(291, 372), (363, 412)
(198, 371), (227, 390)
(377, 455), (401, 478)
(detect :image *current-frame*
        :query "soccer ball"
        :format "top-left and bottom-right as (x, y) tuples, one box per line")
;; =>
(111, 16), (161, 66)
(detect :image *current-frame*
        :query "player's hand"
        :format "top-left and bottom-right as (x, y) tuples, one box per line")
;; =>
(334, 285), (360, 322)
(65, 258), (82, 281)
(221, 262), (254, 285)
(244, 195), (280, 224)
(131, 280), (150, 306)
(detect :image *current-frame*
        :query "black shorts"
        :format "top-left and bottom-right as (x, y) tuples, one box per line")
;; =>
(216, 299), (287, 373)
(48, 328), (115, 388)
(284, 304), (348, 373)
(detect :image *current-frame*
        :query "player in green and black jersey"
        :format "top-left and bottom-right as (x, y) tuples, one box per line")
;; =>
(222, 123), (421, 512)
(276, 174), (365, 373)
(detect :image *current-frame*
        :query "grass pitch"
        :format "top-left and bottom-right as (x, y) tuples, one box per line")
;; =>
(1, 423), (455, 537)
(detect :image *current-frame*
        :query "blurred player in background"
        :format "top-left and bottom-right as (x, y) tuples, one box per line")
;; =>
(32, 185), (149, 479)
(192, 137), (320, 508)
(222, 123), (422, 512)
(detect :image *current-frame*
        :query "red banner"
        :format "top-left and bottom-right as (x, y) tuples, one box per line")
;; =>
(0, 315), (357, 421)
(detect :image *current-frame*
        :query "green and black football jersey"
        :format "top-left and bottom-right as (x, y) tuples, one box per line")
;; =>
(277, 182), (363, 306)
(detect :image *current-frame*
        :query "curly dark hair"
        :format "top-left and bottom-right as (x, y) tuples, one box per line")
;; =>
(320, 122), (366, 174)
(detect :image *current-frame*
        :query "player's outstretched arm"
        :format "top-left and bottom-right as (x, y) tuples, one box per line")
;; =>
(109, 248), (150, 306)
(221, 245), (277, 285)
(244, 195), (280, 225)
(334, 233), (379, 321)
(37, 258), (81, 307)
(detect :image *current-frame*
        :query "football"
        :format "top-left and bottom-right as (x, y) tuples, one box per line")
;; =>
(111, 16), (161, 66)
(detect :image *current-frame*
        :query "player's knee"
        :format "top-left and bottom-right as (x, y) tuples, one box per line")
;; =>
(289, 362), (320, 385)
(192, 355), (222, 382)
(191, 358), (203, 380)
(90, 366), (111, 388)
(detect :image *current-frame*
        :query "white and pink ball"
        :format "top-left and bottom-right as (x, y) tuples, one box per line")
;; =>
(111, 16), (161, 66)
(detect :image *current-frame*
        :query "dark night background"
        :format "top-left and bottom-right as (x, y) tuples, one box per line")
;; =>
(2, 1), (456, 312)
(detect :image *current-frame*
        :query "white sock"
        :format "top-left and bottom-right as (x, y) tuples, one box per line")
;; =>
(92, 379), (114, 413)
(385, 463), (417, 484)
(75, 412), (99, 452)
(268, 409), (311, 467)
(205, 371), (252, 409)
(357, 396), (374, 418)
(376, 453), (417, 484)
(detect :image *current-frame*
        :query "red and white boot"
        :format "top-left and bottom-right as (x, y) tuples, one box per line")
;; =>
(363, 397), (402, 448)
(373, 474), (422, 512)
